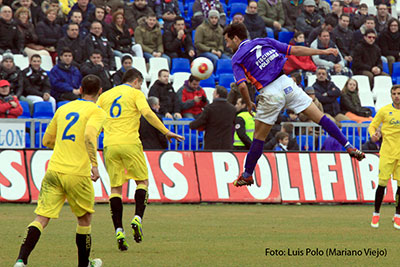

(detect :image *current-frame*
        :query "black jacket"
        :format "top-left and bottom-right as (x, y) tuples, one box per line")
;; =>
(0, 65), (21, 97)
(332, 25), (354, 57)
(163, 25), (194, 57)
(107, 23), (133, 53)
(313, 80), (342, 117)
(112, 68), (125, 86)
(378, 29), (400, 60)
(20, 66), (51, 97)
(36, 18), (63, 47)
(189, 98), (236, 150)
(84, 33), (116, 70)
(244, 12), (267, 40)
(0, 18), (23, 53)
(340, 91), (372, 117)
(139, 110), (168, 149)
(352, 39), (383, 74)
(80, 61), (113, 91)
(57, 36), (86, 65)
(148, 80), (180, 116)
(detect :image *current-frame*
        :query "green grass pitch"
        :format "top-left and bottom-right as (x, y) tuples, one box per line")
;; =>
(1, 203), (399, 266)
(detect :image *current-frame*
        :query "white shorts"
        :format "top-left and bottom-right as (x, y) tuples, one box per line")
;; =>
(255, 75), (312, 125)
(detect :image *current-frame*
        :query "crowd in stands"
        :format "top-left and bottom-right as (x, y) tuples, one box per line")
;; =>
(0, 0), (393, 152)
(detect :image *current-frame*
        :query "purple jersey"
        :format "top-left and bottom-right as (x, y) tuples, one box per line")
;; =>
(232, 38), (292, 90)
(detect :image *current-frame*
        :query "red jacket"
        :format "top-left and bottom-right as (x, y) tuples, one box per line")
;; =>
(0, 96), (23, 118)
(176, 81), (208, 116)
(283, 42), (317, 74)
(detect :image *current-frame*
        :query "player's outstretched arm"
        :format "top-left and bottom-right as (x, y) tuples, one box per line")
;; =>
(290, 46), (338, 57)
(165, 131), (185, 143)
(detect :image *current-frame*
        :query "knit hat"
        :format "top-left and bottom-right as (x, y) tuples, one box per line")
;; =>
(208, 10), (220, 19)
(2, 52), (14, 62)
(303, 0), (316, 7)
(304, 86), (315, 95)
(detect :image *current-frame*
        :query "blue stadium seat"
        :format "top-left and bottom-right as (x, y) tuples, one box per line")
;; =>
(364, 106), (376, 117)
(296, 135), (314, 151)
(228, 0), (249, 5)
(215, 59), (233, 77)
(220, 2), (228, 14)
(98, 132), (104, 149)
(200, 75), (216, 87)
(266, 27), (274, 38)
(392, 62), (400, 83)
(341, 120), (359, 137)
(187, 2), (194, 19)
(33, 102), (54, 118)
(218, 73), (235, 90)
(56, 100), (70, 109)
(25, 132), (30, 148)
(382, 61), (389, 75)
(35, 132), (46, 148)
(171, 58), (191, 74)
(178, 1), (185, 14)
(192, 29), (196, 44)
(278, 31), (294, 44)
(229, 3), (246, 18)
(18, 101), (31, 118)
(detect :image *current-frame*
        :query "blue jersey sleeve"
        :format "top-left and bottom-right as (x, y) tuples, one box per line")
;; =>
(232, 62), (247, 85)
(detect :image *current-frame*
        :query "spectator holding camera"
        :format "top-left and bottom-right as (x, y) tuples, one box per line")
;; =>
(340, 78), (373, 123)
(0, 80), (23, 118)
(176, 75), (208, 119)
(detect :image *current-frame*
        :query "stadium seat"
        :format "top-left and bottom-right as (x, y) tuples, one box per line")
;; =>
(141, 81), (149, 97)
(14, 55), (29, 70)
(172, 72), (191, 92)
(132, 56), (150, 81)
(25, 132), (30, 148)
(341, 120), (359, 137)
(296, 135), (314, 151)
(382, 61), (389, 75)
(375, 88), (392, 111)
(215, 59), (233, 77)
(266, 27), (274, 38)
(56, 101), (70, 109)
(372, 76), (392, 100)
(359, 89), (374, 107)
(307, 74), (317, 86)
(364, 106), (376, 117)
(200, 75), (216, 88)
(41, 55), (53, 72)
(18, 101), (31, 118)
(330, 75), (348, 90)
(35, 132), (46, 148)
(218, 73), (235, 90)
(98, 132), (104, 149)
(278, 31), (294, 44)
(149, 72), (159, 88)
(115, 56), (121, 70)
(148, 57), (169, 77)
(228, 0), (248, 5)
(220, 2), (228, 14)
(33, 102), (54, 118)
(171, 58), (191, 74)
(187, 2), (194, 19)
(392, 62), (400, 83)
(178, 1), (184, 14)
(203, 87), (215, 103)
(229, 3), (247, 18)
(176, 118), (194, 136)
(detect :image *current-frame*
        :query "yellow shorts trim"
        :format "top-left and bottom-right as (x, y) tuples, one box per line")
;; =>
(104, 144), (148, 187)
(35, 170), (95, 219)
(378, 157), (400, 186)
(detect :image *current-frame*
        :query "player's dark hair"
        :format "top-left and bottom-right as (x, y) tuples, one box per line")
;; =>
(158, 69), (169, 77)
(174, 16), (185, 23)
(223, 23), (248, 41)
(67, 22), (79, 30)
(60, 47), (73, 56)
(90, 49), (102, 57)
(189, 75), (201, 82)
(364, 28), (376, 36)
(122, 68), (143, 83)
(324, 16), (337, 28)
(215, 85), (228, 99)
(275, 131), (289, 142)
(391, 84), (400, 93)
(282, 122), (294, 135)
(81, 74), (101, 96)
(30, 54), (41, 61)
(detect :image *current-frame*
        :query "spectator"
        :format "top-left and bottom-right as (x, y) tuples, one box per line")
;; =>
(68, 0), (95, 24)
(315, 0), (331, 16)
(42, 0), (67, 25)
(362, 130), (381, 151)
(282, 0), (303, 32)
(0, 6), (24, 54)
(283, 31), (317, 75)
(343, 0), (357, 14)
(340, 78), (373, 123)
(194, 10), (230, 69)
(378, 18), (400, 74)
(310, 29), (350, 76)
(352, 3), (368, 30)
(112, 55), (132, 86)
(189, 86), (236, 150)
(306, 16), (337, 45)
(227, 81), (256, 106)
(191, 0), (226, 29)
(233, 97), (254, 150)
(84, 21), (116, 70)
(333, 14), (353, 64)
(108, 10), (143, 58)
(352, 28), (389, 86)
(124, 0), (154, 31)
(65, 10), (89, 39)
(139, 96), (168, 149)
(20, 54), (56, 112)
(36, 7), (63, 60)
(155, 0), (181, 29)
(283, 109), (300, 123)
(264, 122), (299, 151)
(273, 131), (290, 151)
(80, 50), (113, 92)
(325, 0), (343, 26)
(176, 75), (208, 119)
(313, 67), (350, 122)
(57, 22), (86, 66)
(148, 69), (182, 119)
(0, 52), (22, 99)
(0, 80), (23, 118)
(135, 13), (170, 65)
(15, 7), (50, 58)
(353, 16), (376, 49)
(321, 121), (344, 151)
(295, 0), (324, 38)
(375, 3), (391, 34)
(231, 12), (245, 24)
(11, 0), (44, 26)
(258, 0), (287, 38)
(244, 1), (266, 39)
(163, 16), (195, 60)
(49, 48), (82, 101)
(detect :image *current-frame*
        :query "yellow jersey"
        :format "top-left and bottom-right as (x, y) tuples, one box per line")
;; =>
(369, 104), (400, 159)
(45, 99), (107, 175)
(97, 84), (154, 146)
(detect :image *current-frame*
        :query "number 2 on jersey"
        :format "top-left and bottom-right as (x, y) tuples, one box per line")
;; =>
(110, 96), (122, 118)
(62, 112), (80, 141)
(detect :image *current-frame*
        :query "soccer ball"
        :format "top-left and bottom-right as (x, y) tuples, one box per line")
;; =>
(190, 57), (214, 80)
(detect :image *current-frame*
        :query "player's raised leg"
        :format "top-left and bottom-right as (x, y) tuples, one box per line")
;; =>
(14, 216), (49, 267)
(301, 102), (365, 160)
(109, 186), (128, 251)
(131, 180), (148, 243)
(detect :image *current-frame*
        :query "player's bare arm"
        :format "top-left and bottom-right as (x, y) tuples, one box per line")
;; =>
(290, 46), (339, 57)
(142, 107), (184, 141)
(42, 132), (55, 149)
(165, 131), (184, 143)
(238, 82), (256, 116)
(84, 126), (100, 181)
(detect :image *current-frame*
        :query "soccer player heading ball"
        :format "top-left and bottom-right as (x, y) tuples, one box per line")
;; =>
(223, 23), (365, 187)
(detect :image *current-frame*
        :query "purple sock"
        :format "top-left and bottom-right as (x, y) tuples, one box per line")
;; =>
(319, 115), (349, 147)
(243, 138), (265, 177)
